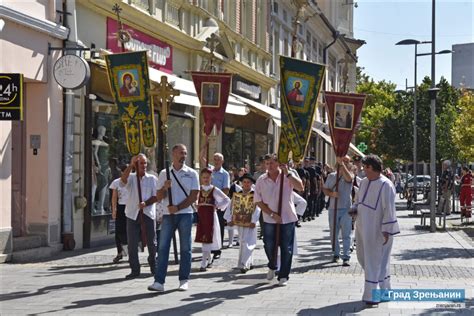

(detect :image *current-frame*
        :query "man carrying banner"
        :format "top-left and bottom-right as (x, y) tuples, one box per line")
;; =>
(148, 144), (199, 292)
(255, 154), (304, 286)
(354, 154), (400, 305)
(120, 154), (158, 279)
(322, 155), (354, 266)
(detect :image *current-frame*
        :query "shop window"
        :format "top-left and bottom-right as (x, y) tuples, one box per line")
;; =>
(223, 126), (269, 174)
(166, 114), (194, 167)
(90, 102), (162, 216)
(91, 106), (131, 216)
(223, 127), (243, 171)
(273, 1), (278, 14)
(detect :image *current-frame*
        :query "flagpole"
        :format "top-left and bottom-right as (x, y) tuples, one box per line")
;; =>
(273, 1), (306, 266)
(332, 164), (340, 251)
(152, 76), (180, 264)
(113, 3), (147, 251)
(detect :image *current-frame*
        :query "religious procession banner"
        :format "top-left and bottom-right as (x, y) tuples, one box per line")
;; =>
(324, 92), (366, 157)
(105, 51), (156, 155)
(231, 192), (255, 227)
(278, 56), (325, 163)
(190, 72), (232, 135)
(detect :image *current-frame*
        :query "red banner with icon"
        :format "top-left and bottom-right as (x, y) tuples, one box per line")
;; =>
(324, 92), (366, 157)
(190, 72), (232, 136)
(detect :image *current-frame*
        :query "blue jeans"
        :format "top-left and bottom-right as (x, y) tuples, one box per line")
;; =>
(328, 208), (352, 260)
(155, 214), (193, 284)
(263, 222), (295, 280)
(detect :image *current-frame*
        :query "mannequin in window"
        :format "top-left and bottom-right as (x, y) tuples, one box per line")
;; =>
(92, 125), (111, 214)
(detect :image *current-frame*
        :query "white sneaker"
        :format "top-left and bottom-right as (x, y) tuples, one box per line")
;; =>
(278, 278), (288, 286)
(178, 280), (189, 291)
(266, 269), (276, 281)
(147, 282), (164, 292)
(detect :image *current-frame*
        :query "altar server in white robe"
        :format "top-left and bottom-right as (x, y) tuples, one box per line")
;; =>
(224, 173), (261, 273)
(354, 154), (400, 305)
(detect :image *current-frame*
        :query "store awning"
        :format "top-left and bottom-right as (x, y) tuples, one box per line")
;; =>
(227, 95), (249, 116)
(312, 127), (365, 157)
(349, 143), (366, 157)
(148, 68), (200, 107)
(148, 67), (249, 115)
(231, 94), (280, 119)
(312, 127), (333, 144)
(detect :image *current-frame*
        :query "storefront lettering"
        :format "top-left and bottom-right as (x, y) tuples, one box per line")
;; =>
(124, 38), (171, 66)
(236, 81), (261, 100)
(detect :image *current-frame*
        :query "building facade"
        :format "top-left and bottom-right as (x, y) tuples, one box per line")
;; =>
(0, 0), (365, 256)
(452, 42), (474, 90)
(270, 0), (365, 165)
(0, 1), (67, 261)
(70, 0), (279, 248)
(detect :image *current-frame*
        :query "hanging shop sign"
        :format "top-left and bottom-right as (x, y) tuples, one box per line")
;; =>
(232, 75), (261, 102)
(0, 73), (24, 121)
(53, 55), (90, 89)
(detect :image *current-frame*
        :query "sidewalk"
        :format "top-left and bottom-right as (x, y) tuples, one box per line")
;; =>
(1, 200), (473, 315)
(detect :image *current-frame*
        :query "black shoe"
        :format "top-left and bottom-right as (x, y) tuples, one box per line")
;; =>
(342, 259), (350, 267)
(240, 267), (249, 274)
(296, 221), (301, 228)
(113, 254), (123, 264)
(213, 254), (221, 260)
(207, 259), (214, 268)
(199, 267), (207, 272)
(125, 272), (140, 279)
(332, 256), (340, 263)
(365, 301), (379, 307)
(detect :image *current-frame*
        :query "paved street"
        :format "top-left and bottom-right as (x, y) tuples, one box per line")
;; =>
(1, 200), (473, 315)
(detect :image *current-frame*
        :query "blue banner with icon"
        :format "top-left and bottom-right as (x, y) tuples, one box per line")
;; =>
(105, 51), (156, 155)
(278, 56), (325, 163)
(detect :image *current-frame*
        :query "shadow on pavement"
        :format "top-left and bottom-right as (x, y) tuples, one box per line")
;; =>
(37, 292), (162, 315)
(0, 277), (127, 302)
(140, 283), (274, 315)
(297, 300), (367, 315)
(394, 247), (473, 261)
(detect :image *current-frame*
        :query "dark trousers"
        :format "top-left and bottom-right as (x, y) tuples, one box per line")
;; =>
(263, 222), (295, 280)
(127, 214), (156, 275)
(212, 210), (225, 256)
(115, 204), (128, 254)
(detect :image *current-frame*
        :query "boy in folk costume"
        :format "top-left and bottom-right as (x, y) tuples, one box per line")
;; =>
(224, 173), (261, 273)
(196, 168), (230, 272)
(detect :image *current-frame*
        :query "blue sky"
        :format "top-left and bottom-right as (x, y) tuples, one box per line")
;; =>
(354, 0), (473, 89)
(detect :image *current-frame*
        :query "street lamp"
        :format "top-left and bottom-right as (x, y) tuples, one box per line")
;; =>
(395, 39), (452, 204)
(395, 39), (430, 202)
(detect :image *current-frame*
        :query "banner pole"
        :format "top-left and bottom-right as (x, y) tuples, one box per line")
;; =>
(331, 164), (340, 252)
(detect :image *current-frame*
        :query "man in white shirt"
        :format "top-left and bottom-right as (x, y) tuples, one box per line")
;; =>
(120, 154), (158, 279)
(148, 144), (199, 292)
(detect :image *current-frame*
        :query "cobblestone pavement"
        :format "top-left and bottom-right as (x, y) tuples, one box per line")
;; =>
(1, 201), (473, 315)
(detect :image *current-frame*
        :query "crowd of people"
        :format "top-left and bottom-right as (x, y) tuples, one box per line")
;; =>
(106, 144), (470, 305)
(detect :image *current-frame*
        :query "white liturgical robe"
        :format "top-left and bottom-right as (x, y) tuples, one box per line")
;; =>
(355, 175), (400, 303)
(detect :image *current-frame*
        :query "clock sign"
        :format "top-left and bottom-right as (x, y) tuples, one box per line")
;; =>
(53, 55), (90, 90)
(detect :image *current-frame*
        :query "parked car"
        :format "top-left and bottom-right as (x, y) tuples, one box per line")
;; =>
(406, 175), (431, 189)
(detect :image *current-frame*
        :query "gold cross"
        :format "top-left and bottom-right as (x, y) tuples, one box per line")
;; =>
(149, 75), (180, 132)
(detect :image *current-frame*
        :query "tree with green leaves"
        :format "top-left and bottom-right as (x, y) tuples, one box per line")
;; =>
(355, 68), (461, 167)
(451, 90), (474, 163)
